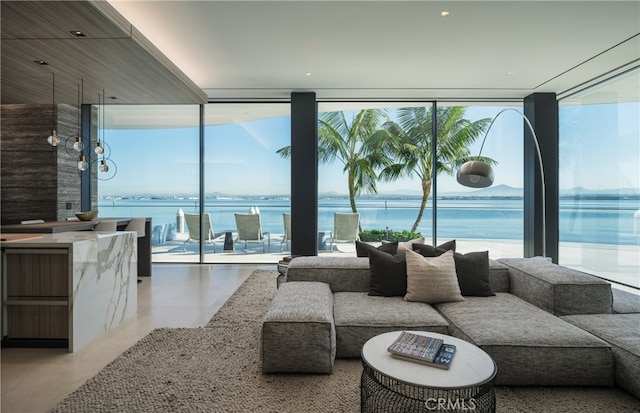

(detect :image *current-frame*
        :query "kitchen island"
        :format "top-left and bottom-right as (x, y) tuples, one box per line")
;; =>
(1, 231), (137, 352)
(1, 217), (152, 276)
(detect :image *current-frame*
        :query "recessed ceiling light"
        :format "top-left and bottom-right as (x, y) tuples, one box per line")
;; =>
(305, 72), (313, 77)
(440, 11), (450, 17)
(69, 30), (86, 37)
(33, 60), (49, 65)
(507, 72), (514, 76)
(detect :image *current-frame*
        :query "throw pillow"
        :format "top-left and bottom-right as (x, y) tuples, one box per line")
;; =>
(356, 240), (398, 257)
(368, 248), (407, 297)
(404, 249), (464, 304)
(397, 236), (425, 253)
(454, 251), (494, 297)
(412, 239), (457, 257)
(383, 237), (425, 254)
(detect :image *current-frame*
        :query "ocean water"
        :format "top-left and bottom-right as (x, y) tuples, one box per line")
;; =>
(97, 198), (640, 246)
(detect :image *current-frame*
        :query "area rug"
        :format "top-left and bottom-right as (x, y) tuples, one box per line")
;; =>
(50, 270), (640, 412)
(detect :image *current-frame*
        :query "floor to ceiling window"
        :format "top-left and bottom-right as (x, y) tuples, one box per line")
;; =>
(203, 103), (291, 263)
(95, 94), (640, 272)
(558, 69), (640, 289)
(98, 103), (292, 264)
(436, 103), (524, 258)
(316, 103), (434, 253)
(97, 105), (201, 262)
(316, 101), (524, 259)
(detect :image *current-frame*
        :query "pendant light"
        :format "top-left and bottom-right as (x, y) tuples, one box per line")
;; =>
(99, 159), (109, 173)
(77, 155), (89, 171)
(95, 91), (104, 155)
(46, 72), (60, 146)
(90, 89), (117, 181)
(72, 81), (83, 152)
(99, 90), (111, 174)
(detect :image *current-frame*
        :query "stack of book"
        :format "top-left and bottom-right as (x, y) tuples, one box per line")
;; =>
(387, 331), (457, 369)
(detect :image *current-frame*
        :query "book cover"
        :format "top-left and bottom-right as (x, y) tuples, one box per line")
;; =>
(391, 343), (457, 370)
(387, 331), (444, 363)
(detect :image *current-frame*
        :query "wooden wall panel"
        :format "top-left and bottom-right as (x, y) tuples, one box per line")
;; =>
(1, 103), (84, 224)
(56, 104), (84, 221)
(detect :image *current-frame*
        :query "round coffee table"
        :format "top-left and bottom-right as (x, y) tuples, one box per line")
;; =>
(361, 331), (497, 413)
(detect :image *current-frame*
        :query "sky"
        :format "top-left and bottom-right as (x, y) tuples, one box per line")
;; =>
(98, 102), (639, 197)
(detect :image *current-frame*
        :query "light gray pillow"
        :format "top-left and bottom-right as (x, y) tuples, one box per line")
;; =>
(404, 249), (464, 304)
(383, 237), (425, 254)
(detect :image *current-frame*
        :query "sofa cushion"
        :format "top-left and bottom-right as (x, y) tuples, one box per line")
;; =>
(286, 256), (370, 292)
(498, 257), (613, 316)
(612, 288), (640, 314)
(435, 292), (614, 386)
(488, 260), (510, 293)
(368, 248), (407, 297)
(356, 240), (398, 257)
(561, 314), (640, 399)
(391, 236), (425, 254)
(453, 251), (494, 297)
(404, 250), (464, 304)
(333, 292), (449, 358)
(411, 239), (456, 257)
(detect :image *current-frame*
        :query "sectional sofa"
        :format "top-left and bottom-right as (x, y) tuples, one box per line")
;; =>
(261, 251), (640, 399)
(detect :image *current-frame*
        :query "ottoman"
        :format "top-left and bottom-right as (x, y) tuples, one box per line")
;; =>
(261, 281), (336, 373)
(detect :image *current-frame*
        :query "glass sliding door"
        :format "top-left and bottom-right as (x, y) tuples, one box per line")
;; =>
(558, 69), (640, 289)
(435, 103), (524, 258)
(203, 103), (291, 263)
(97, 105), (201, 262)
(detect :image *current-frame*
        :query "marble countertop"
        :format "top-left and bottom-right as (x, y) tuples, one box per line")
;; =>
(1, 231), (134, 248)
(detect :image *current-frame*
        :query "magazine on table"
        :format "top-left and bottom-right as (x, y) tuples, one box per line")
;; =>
(387, 331), (456, 369)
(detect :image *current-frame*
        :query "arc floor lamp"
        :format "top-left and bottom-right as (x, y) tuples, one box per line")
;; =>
(456, 108), (546, 257)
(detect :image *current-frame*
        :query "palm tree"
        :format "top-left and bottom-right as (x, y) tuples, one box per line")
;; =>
(377, 106), (494, 233)
(277, 109), (389, 213)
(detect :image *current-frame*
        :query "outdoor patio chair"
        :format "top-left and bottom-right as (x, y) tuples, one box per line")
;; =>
(183, 213), (216, 252)
(330, 212), (360, 251)
(280, 213), (292, 252)
(234, 213), (270, 253)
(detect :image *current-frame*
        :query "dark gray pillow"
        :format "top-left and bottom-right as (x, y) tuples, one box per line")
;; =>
(453, 251), (494, 297)
(368, 248), (407, 297)
(356, 240), (398, 257)
(412, 239), (456, 257)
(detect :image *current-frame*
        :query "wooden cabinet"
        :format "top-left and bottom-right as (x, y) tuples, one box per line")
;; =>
(2, 248), (70, 346)
(1, 231), (137, 352)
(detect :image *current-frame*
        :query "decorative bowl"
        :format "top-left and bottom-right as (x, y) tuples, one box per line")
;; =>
(75, 211), (98, 221)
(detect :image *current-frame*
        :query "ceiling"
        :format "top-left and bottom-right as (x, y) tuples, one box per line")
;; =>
(1, 1), (206, 105)
(2, 1), (639, 106)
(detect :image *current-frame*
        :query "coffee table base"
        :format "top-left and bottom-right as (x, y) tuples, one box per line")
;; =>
(361, 361), (496, 413)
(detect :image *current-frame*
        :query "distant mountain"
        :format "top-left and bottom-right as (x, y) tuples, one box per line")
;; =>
(376, 189), (424, 196)
(102, 185), (638, 200)
(560, 187), (640, 196)
(440, 184), (523, 198)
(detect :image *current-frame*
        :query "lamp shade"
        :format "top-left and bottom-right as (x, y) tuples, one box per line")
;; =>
(456, 160), (494, 188)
